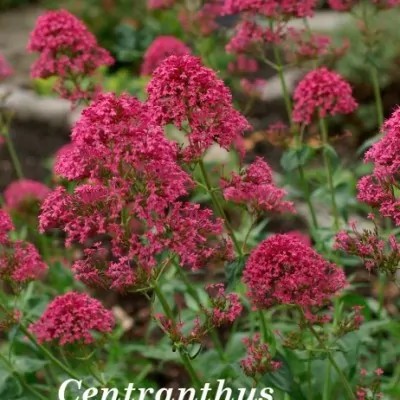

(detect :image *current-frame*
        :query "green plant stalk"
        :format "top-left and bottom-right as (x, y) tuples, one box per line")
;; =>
(3, 126), (24, 179)
(319, 117), (340, 231)
(272, 45), (319, 231)
(322, 362), (331, 400)
(19, 325), (102, 391)
(0, 351), (48, 400)
(369, 66), (384, 127)
(153, 284), (202, 390)
(198, 159), (243, 256)
(377, 273), (386, 367)
(298, 307), (356, 400)
(258, 310), (268, 343)
(175, 265), (227, 361)
(307, 354), (313, 400)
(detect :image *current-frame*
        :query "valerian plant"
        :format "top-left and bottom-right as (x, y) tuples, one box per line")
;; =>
(1, 1), (400, 400)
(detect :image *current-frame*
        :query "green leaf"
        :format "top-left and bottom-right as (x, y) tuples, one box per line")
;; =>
(281, 146), (315, 172)
(13, 357), (48, 374)
(262, 352), (307, 400)
(0, 374), (22, 399)
(225, 255), (249, 291)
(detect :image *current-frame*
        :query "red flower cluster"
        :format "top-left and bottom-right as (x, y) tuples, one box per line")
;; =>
(41, 92), (231, 291)
(293, 67), (357, 125)
(147, 0), (176, 9)
(0, 54), (13, 80)
(0, 209), (47, 283)
(243, 234), (346, 309)
(329, 0), (400, 10)
(335, 219), (400, 275)
(29, 292), (114, 345)
(141, 36), (191, 76)
(221, 157), (295, 214)
(156, 283), (241, 347)
(223, 0), (317, 18)
(240, 334), (281, 378)
(4, 179), (50, 213)
(283, 28), (349, 65)
(27, 10), (114, 102)
(179, 0), (224, 36)
(354, 107), (400, 225)
(146, 55), (251, 160)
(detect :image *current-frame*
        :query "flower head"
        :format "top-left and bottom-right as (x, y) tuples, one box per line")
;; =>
(0, 54), (13, 80)
(141, 36), (191, 76)
(223, 0), (317, 18)
(27, 9), (114, 102)
(4, 179), (51, 213)
(293, 67), (357, 125)
(146, 55), (251, 160)
(221, 157), (295, 214)
(29, 292), (114, 345)
(243, 234), (346, 309)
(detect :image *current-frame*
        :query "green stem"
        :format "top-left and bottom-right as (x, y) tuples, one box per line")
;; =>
(322, 362), (331, 400)
(19, 325), (95, 390)
(298, 308), (356, 400)
(0, 352), (48, 400)
(369, 66), (384, 127)
(258, 310), (268, 342)
(377, 273), (386, 367)
(319, 118), (340, 231)
(4, 128), (24, 179)
(308, 354), (313, 400)
(198, 159), (242, 256)
(175, 265), (227, 361)
(153, 284), (202, 390)
(272, 45), (319, 231)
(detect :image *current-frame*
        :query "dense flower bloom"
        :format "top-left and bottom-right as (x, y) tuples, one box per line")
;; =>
(179, 0), (224, 36)
(203, 283), (242, 325)
(141, 36), (191, 76)
(228, 55), (258, 74)
(146, 55), (251, 160)
(243, 234), (346, 309)
(226, 19), (284, 54)
(27, 9), (114, 102)
(223, 0), (317, 18)
(221, 157), (295, 214)
(147, 0), (175, 9)
(29, 292), (114, 345)
(0, 209), (47, 283)
(329, 0), (400, 10)
(365, 107), (400, 178)
(293, 67), (357, 124)
(4, 179), (51, 213)
(240, 334), (281, 379)
(286, 230), (311, 246)
(283, 28), (349, 65)
(335, 220), (400, 274)
(0, 54), (13, 80)
(0, 209), (13, 245)
(54, 92), (191, 212)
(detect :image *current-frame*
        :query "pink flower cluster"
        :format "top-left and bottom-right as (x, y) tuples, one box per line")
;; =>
(0, 54), (13, 80)
(27, 10), (114, 102)
(147, 0), (175, 9)
(29, 292), (114, 345)
(4, 179), (51, 213)
(243, 234), (346, 309)
(41, 92), (232, 291)
(283, 28), (349, 65)
(355, 107), (400, 225)
(335, 219), (400, 275)
(221, 157), (295, 215)
(228, 55), (258, 74)
(146, 55), (251, 160)
(226, 19), (284, 54)
(0, 209), (47, 283)
(329, 0), (400, 11)
(240, 334), (281, 378)
(141, 36), (191, 76)
(293, 67), (357, 125)
(179, 0), (224, 36)
(156, 283), (241, 347)
(223, 0), (317, 18)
